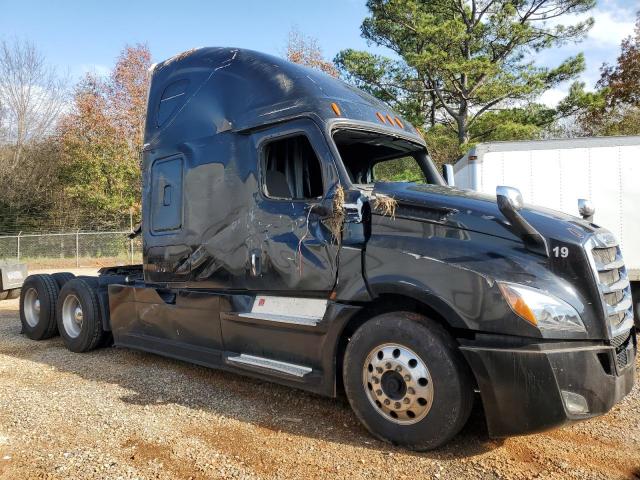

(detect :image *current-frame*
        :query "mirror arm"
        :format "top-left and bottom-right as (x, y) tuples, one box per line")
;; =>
(496, 187), (549, 257)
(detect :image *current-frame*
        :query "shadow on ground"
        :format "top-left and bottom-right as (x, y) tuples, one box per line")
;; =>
(0, 306), (502, 460)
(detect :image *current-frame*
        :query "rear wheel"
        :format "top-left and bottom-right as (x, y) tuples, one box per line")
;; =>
(343, 312), (473, 450)
(51, 272), (75, 289)
(19, 275), (59, 340)
(56, 278), (104, 353)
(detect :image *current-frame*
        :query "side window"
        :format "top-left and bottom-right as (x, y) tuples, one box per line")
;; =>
(261, 135), (323, 200)
(157, 79), (190, 127)
(151, 157), (183, 232)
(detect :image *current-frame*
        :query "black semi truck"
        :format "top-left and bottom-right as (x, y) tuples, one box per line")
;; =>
(18, 48), (636, 450)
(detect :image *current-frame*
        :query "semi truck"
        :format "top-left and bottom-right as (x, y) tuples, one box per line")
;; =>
(18, 48), (636, 450)
(452, 137), (640, 327)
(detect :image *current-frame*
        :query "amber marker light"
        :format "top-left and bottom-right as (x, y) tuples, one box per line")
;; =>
(331, 102), (341, 116)
(394, 117), (404, 128)
(386, 114), (394, 124)
(376, 112), (387, 123)
(498, 283), (537, 326)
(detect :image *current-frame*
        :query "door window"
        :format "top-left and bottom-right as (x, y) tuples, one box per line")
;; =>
(261, 135), (323, 200)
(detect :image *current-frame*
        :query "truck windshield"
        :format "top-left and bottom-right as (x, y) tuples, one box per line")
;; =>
(332, 129), (441, 186)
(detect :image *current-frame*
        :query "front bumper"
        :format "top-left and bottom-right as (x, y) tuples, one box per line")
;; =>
(460, 330), (636, 437)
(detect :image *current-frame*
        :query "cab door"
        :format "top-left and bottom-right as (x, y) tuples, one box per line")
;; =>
(247, 119), (341, 294)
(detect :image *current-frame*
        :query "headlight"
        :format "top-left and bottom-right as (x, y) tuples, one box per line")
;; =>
(498, 282), (585, 333)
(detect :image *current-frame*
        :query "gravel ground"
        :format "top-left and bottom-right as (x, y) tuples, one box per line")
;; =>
(0, 274), (638, 479)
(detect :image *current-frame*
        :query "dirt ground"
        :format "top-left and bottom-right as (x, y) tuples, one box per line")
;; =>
(0, 270), (638, 479)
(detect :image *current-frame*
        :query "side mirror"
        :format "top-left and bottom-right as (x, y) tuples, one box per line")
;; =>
(496, 186), (523, 211)
(496, 185), (548, 257)
(442, 164), (455, 187)
(578, 198), (595, 222)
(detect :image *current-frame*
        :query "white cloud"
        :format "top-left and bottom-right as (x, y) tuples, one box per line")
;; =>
(585, 8), (635, 47)
(539, 87), (568, 107)
(532, 1), (636, 105)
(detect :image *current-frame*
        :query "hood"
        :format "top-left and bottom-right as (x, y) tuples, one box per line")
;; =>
(370, 182), (598, 246)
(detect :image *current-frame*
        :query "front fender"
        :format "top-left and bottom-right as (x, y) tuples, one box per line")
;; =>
(364, 215), (542, 338)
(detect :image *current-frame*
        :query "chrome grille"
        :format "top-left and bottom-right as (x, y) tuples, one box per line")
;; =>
(598, 269), (620, 286)
(592, 246), (617, 265)
(586, 231), (634, 338)
(603, 290), (624, 306)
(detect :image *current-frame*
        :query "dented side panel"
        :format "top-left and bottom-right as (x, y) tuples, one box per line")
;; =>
(142, 118), (344, 294)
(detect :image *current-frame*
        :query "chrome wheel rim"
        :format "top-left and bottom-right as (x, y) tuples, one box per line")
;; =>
(362, 343), (434, 425)
(62, 294), (83, 338)
(23, 288), (40, 328)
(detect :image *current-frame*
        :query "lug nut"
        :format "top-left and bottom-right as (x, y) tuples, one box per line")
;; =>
(376, 389), (383, 396)
(395, 366), (402, 372)
(404, 374), (411, 381)
(403, 398), (410, 404)
(394, 402), (401, 409)
(376, 367), (383, 374)
(385, 362), (392, 370)
(384, 399), (390, 406)
(372, 377), (379, 384)
(407, 387), (415, 395)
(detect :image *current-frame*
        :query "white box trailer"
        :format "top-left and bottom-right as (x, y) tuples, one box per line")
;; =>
(453, 135), (640, 318)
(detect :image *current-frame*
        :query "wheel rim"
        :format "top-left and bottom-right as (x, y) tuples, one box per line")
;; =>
(23, 288), (40, 328)
(62, 294), (83, 338)
(362, 343), (434, 425)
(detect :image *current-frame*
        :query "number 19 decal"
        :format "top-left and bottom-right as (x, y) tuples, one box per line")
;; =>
(553, 246), (569, 258)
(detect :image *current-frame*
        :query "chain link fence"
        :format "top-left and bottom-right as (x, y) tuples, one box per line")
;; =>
(0, 231), (142, 268)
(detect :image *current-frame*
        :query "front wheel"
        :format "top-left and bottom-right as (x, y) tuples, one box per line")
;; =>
(343, 312), (473, 450)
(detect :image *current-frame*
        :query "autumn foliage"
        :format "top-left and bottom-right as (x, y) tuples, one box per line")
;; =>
(574, 12), (640, 137)
(285, 28), (339, 78)
(56, 44), (151, 228)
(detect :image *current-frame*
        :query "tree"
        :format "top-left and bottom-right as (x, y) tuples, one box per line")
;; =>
(599, 13), (640, 109)
(0, 38), (67, 168)
(57, 44), (151, 228)
(108, 44), (152, 151)
(336, 0), (594, 145)
(285, 28), (339, 77)
(570, 11), (640, 136)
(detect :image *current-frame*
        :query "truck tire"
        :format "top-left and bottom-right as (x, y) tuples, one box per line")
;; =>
(7, 288), (21, 299)
(343, 312), (473, 450)
(56, 278), (104, 353)
(51, 272), (75, 289)
(19, 274), (60, 340)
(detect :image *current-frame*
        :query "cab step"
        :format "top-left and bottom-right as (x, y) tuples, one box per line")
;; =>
(236, 311), (321, 326)
(226, 353), (312, 377)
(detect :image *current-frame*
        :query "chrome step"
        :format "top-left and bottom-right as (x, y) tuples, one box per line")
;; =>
(227, 354), (312, 378)
(236, 312), (321, 326)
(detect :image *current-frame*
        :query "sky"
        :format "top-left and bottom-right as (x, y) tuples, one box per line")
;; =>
(0, 0), (637, 107)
